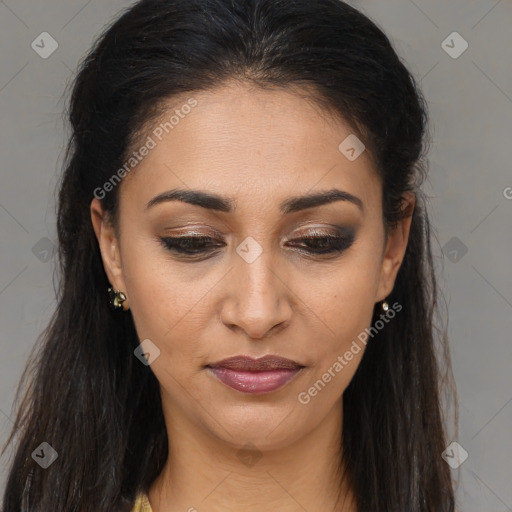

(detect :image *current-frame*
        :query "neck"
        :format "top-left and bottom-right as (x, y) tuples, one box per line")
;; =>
(148, 397), (357, 512)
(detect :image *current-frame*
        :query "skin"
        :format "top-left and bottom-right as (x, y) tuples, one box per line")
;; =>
(91, 82), (414, 512)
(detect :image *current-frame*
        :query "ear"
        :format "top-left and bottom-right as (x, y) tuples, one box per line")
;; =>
(375, 191), (415, 303)
(90, 198), (129, 309)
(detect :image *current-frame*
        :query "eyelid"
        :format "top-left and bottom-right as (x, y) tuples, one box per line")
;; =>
(285, 224), (354, 239)
(163, 222), (355, 239)
(164, 226), (225, 238)
(159, 226), (356, 259)
(167, 230), (350, 245)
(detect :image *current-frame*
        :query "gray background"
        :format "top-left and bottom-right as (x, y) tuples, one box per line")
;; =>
(1, 0), (511, 510)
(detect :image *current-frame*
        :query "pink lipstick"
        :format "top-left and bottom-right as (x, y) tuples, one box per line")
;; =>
(206, 355), (304, 394)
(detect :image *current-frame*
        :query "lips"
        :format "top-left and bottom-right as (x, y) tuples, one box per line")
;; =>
(207, 355), (303, 371)
(206, 355), (304, 394)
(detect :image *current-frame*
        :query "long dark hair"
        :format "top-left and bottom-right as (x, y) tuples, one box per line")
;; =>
(1, 1), (456, 510)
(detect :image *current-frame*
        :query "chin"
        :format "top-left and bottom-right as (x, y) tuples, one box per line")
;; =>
(203, 405), (308, 450)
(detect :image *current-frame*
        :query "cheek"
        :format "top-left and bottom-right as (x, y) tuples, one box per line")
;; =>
(293, 279), (377, 408)
(120, 239), (221, 373)
(293, 243), (382, 391)
(299, 243), (382, 336)
(120, 240), (184, 343)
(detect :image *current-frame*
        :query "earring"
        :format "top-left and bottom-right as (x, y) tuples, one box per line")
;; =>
(381, 300), (389, 312)
(108, 286), (127, 311)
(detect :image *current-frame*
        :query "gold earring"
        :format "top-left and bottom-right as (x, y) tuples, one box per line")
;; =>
(382, 301), (389, 312)
(108, 287), (127, 311)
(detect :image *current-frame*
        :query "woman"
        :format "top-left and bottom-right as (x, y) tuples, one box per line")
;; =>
(1, 0), (456, 510)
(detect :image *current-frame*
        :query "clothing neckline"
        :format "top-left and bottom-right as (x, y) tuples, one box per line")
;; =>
(139, 491), (153, 511)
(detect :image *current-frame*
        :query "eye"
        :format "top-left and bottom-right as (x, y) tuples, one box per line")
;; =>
(286, 233), (355, 255)
(159, 236), (224, 256)
(160, 230), (355, 259)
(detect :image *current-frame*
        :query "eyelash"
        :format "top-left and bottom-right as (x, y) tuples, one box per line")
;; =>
(158, 233), (355, 258)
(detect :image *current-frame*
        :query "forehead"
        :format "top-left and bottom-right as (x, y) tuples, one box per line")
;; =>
(119, 82), (380, 217)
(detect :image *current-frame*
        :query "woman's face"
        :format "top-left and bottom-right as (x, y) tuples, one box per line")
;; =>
(91, 82), (413, 450)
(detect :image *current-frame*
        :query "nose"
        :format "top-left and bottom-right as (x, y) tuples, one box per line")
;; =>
(220, 250), (293, 340)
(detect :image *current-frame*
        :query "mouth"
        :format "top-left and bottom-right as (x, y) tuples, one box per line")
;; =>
(205, 355), (305, 394)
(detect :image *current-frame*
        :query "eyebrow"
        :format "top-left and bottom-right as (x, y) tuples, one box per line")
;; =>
(145, 187), (364, 214)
